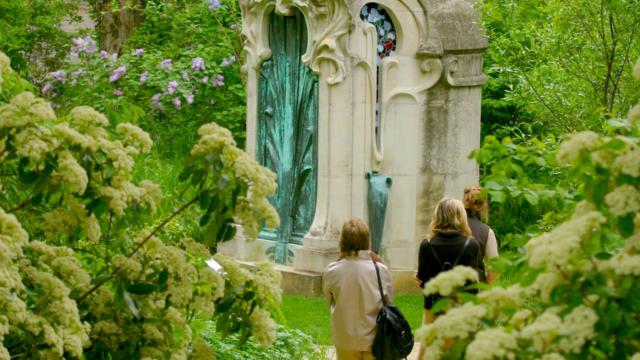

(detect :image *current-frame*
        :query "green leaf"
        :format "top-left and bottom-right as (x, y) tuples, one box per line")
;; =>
(219, 224), (237, 242)
(523, 191), (539, 206)
(485, 181), (503, 191)
(199, 213), (211, 227)
(126, 283), (157, 295)
(18, 167), (39, 183)
(430, 298), (454, 314)
(618, 214), (634, 237)
(243, 291), (255, 301)
(490, 191), (507, 203)
(191, 169), (205, 186)
(178, 167), (193, 182)
(594, 252), (612, 260)
(87, 198), (108, 217)
(519, 268), (543, 286)
(158, 269), (169, 288)
(199, 191), (211, 210)
(216, 296), (236, 313)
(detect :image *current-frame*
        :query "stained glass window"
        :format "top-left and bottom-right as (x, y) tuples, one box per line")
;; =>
(360, 4), (397, 64)
(360, 3), (397, 152)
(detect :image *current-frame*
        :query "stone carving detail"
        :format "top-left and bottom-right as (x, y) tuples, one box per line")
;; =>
(443, 54), (487, 87)
(239, 0), (353, 84)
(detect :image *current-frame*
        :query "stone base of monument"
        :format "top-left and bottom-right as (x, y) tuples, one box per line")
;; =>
(218, 231), (422, 296)
(238, 261), (325, 297)
(237, 261), (420, 297)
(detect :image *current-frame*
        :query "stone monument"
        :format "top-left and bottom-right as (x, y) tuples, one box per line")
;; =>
(219, 0), (487, 294)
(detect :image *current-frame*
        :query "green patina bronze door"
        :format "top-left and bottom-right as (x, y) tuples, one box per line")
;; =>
(257, 9), (318, 264)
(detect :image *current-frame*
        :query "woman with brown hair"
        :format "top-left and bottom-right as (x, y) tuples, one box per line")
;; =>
(463, 184), (499, 283)
(322, 217), (394, 360)
(416, 198), (484, 358)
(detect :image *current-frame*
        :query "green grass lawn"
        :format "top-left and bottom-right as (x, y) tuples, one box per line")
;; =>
(281, 294), (424, 345)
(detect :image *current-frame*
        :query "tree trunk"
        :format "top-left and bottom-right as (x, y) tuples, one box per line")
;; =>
(93, 0), (145, 54)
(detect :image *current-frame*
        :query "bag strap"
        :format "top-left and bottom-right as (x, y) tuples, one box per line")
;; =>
(453, 237), (472, 267)
(372, 259), (387, 307)
(425, 237), (472, 270)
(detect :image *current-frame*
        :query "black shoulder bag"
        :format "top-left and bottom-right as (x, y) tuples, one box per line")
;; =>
(425, 237), (471, 272)
(371, 261), (414, 360)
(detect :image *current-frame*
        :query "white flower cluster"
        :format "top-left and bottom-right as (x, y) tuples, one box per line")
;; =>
(605, 184), (640, 217)
(556, 131), (599, 165)
(83, 235), (227, 356)
(191, 122), (279, 239)
(422, 265), (479, 297)
(0, 52), (9, 92)
(0, 207), (91, 358)
(214, 254), (281, 346)
(465, 327), (518, 360)
(612, 140), (640, 177)
(0, 82), (162, 242)
(525, 211), (606, 269)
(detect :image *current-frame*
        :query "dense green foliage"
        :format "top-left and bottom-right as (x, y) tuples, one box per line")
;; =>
(0, 0), (80, 75)
(481, 0), (640, 137)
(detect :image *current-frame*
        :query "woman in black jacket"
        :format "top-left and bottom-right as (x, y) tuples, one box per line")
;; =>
(416, 198), (483, 358)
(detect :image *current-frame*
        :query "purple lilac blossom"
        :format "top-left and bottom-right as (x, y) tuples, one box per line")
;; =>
(212, 74), (224, 87)
(100, 50), (109, 59)
(209, 0), (222, 10)
(71, 69), (85, 79)
(114, 89), (124, 97)
(72, 35), (97, 54)
(42, 83), (53, 94)
(167, 80), (179, 94)
(68, 52), (80, 62)
(172, 97), (181, 109)
(109, 66), (127, 82)
(151, 93), (164, 110)
(140, 71), (149, 83)
(49, 70), (66, 82)
(186, 94), (194, 104)
(202, 76), (209, 84)
(222, 55), (236, 66)
(134, 48), (144, 56)
(191, 57), (205, 71)
(159, 59), (172, 70)
(181, 70), (190, 81)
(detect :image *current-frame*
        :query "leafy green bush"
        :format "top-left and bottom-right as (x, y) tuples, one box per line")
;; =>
(0, 0), (80, 75)
(203, 323), (326, 360)
(470, 135), (573, 249)
(0, 52), (280, 358)
(481, 0), (640, 133)
(41, 0), (246, 158)
(415, 59), (640, 359)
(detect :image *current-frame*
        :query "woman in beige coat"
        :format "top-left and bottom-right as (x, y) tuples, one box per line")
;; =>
(323, 217), (394, 360)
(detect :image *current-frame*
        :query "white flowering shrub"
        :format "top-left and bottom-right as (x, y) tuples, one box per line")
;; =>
(0, 52), (281, 358)
(417, 59), (640, 359)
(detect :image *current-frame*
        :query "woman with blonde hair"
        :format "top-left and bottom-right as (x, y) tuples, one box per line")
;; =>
(416, 198), (483, 358)
(463, 184), (499, 283)
(323, 217), (394, 360)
